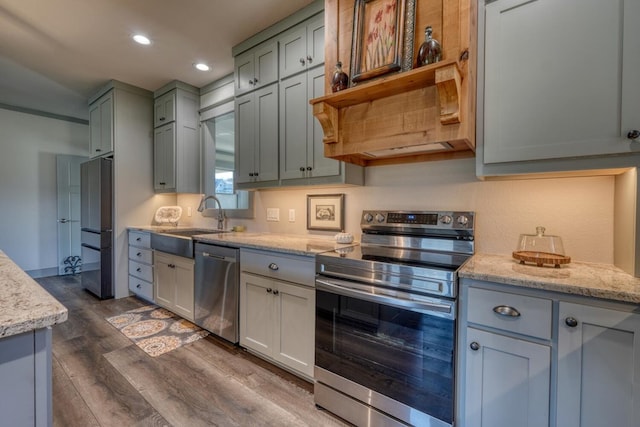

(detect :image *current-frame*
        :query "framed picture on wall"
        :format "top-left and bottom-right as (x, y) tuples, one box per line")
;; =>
(350, 0), (416, 84)
(307, 194), (345, 231)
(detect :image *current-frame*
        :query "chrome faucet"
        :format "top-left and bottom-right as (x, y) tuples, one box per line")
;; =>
(197, 195), (226, 230)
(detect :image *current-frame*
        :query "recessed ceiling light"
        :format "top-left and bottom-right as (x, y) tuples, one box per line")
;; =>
(194, 63), (210, 71)
(132, 34), (151, 45)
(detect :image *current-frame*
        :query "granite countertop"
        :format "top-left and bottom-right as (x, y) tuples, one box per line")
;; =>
(460, 253), (640, 304)
(127, 226), (355, 256)
(0, 251), (68, 338)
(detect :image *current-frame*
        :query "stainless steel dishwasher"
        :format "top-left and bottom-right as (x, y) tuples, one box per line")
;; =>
(194, 242), (239, 343)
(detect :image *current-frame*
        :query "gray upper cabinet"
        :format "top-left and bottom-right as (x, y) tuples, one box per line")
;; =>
(235, 83), (279, 187)
(234, 40), (278, 96)
(89, 91), (114, 158)
(280, 66), (341, 182)
(278, 13), (324, 79)
(153, 82), (200, 193)
(477, 0), (640, 176)
(154, 91), (175, 128)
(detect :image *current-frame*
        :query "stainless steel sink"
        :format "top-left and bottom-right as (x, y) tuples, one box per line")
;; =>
(150, 229), (225, 258)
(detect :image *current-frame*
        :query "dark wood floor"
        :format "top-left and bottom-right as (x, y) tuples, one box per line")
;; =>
(38, 275), (349, 427)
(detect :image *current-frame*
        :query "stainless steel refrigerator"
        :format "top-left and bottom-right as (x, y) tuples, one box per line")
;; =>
(80, 157), (113, 299)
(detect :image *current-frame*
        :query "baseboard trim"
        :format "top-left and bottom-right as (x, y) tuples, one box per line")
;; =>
(26, 267), (60, 279)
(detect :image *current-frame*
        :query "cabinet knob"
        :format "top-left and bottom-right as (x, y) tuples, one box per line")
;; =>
(266, 288), (273, 293)
(493, 305), (521, 318)
(306, 166), (312, 171)
(136, 267), (141, 272)
(470, 341), (480, 351)
(273, 289), (280, 296)
(253, 78), (258, 84)
(249, 173), (254, 177)
(159, 117), (166, 121)
(136, 284), (141, 289)
(137, 252), (142, 257)
(96, 149), (102, 152)
(159, 182), (166, 186)
(168, 264), (176, 269)
(254, 172), (259, 177)
(299, 58), (306, 65)
(565, 317), (579, 327)
(248, 79), (254, 85)
(306, 55), (313, 63)
(268, 263), (279, 271)
(136, 237), (141, 241)
(300, 167), (305, 172)
(628, 130), (640, 140)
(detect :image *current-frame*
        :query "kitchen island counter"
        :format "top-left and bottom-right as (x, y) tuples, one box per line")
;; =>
(460, 253), (640, 304)
(0, 250), (67, 337)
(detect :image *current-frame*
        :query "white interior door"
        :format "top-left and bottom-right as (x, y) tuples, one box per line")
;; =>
(57, 155), (86, 275)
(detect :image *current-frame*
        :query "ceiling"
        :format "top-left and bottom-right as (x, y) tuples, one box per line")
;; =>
(0, 0), (315, 120)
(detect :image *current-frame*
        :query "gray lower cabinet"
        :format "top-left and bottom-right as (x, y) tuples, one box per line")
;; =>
(556, 302), (640, 427)
(459, 279), (640, 427)
(128, 230), (154, 301)
(0, 328), (52, 427)
(235, 84), (279, 187)
(154, 251), (194, 321)
(239, 249), (315, 380)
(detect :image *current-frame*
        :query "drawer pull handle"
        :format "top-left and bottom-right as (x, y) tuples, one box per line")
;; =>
(565, 317), (579, 328)
(266, 288), (273, 293)
(136, 267), (142, 272)
(136, 237), (142, 241)
(470, 341), (480, 351)
(493, 305), (521, 318)
(268, 263), (279, 271)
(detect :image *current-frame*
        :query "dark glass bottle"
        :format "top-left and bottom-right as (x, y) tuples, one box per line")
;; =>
(330, 61), (349, 92)
(416, 26), (442, 67)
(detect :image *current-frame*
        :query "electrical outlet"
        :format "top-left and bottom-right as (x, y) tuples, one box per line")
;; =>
(266, 208), (280, 221)
(289, 209), (295, 222)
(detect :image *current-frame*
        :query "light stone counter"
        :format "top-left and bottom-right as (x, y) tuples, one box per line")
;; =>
(460, 253), (640, 304)
(193, 232), (352, 256)
(127, 226), (354, 256)
(0, 250), (68, 337)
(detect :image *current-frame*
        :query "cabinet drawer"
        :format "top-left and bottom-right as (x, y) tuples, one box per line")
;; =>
(240, 249), (315, 286)
(128, 231), (151, 248)
(128, 275), (153, 301)
(467, 287), (552, 340)
(129, 260), (153, 283)
(129, 246), (153, 264)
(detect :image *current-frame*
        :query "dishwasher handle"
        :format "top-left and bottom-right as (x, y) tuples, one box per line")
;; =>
(201, 252), (237, 263)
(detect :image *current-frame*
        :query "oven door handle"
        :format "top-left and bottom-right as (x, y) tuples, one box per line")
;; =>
(316, 278), (454, 318)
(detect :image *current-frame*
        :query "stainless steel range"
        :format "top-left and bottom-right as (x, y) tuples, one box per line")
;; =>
(314, 210), (475, 427)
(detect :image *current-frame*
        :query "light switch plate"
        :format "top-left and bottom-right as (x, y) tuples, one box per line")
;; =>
(266, 208), (280, 221)
(288, 209), (295, 222)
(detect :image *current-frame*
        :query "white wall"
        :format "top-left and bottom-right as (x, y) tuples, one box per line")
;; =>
(0, 108), (89, 272)
(179, 158), (615, 264)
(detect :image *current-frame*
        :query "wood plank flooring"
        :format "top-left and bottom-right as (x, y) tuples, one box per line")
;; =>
(37, 275), (349, 427)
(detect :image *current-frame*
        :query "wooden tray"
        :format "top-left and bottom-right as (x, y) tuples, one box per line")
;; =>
(512, 251), (571, 268)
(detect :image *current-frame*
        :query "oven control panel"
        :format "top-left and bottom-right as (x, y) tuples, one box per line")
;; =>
(361, 210), (474, 230)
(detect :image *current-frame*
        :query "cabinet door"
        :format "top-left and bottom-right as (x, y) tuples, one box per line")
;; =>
(307, 66), (339, 178)
(154, 252), (174, 309)
(254, 40), (278, 89)
(306, 13), (325, 68)
(279, 24), (308, 79)
(483, 0), (640, 164)
(172, 256), (194, 321)
(89, 91), (113, 158)
(239, 273), (274, 355)
(154, 91), (175, 127)
(557, 302), (640, 427)
(153, 123), (176, 191)
(235, 92), (256, 184)
(273, 281), (315, 378)
(464, 327), (550, 427)
(255, 84), (279, 182)
(234, 49), (255, 96)
(279, 73), (309, 180)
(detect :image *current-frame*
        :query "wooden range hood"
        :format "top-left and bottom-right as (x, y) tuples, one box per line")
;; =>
(311, 0), (477, 167)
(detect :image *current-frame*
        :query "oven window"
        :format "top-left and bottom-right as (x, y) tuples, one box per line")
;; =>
(316, 289), (455, 424)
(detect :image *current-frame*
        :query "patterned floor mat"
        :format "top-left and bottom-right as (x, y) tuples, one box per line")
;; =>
(106, 305), (208, 357)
